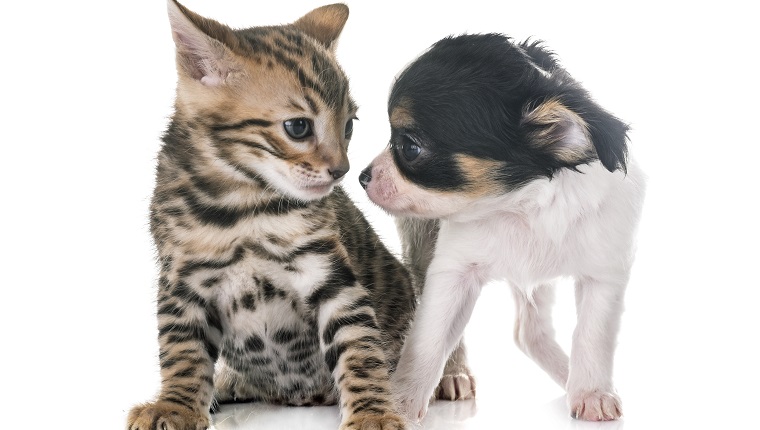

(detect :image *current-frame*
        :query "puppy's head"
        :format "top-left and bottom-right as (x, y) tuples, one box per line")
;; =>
(361, 34), (629, 218)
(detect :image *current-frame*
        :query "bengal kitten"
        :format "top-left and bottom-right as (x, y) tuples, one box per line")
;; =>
(127, 2), (420, 429)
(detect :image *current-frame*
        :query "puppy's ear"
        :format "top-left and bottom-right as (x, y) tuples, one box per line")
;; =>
(520, 98), (629, 172)
(520, 99), (595, 166)
(583, 104), (630, 173)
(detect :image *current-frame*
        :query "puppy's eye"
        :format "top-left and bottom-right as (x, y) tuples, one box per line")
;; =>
(345, 118), (354, 139)
(401, 138), (421, 161)
(284, 118), (312, 140)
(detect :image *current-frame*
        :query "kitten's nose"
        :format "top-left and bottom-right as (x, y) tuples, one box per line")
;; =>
(329, 168), (347, 180)
(329, 160), (350, 180)
(359, 166), (372, 189)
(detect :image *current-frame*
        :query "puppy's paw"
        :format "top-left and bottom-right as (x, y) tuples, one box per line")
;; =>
(391, 376), (432, 422)
(568, 390), (622, 421)
(341, 412), (407, 430)
(397, 395), (429, 424)
(435, 371), (476, 401)
(127, 401), (209, 430)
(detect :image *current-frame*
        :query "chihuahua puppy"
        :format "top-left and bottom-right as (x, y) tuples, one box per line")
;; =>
(360, 34), (645, 422)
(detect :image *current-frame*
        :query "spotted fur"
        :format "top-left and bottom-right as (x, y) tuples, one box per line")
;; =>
(128, 2), (414, 429)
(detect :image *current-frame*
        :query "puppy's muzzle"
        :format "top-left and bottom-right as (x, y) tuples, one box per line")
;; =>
(359, 166), (372, 190)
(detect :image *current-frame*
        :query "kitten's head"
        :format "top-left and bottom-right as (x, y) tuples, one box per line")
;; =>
(166, 0), (356, 201)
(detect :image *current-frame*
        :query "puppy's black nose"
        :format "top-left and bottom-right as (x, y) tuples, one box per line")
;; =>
(359, 166), (372, 189)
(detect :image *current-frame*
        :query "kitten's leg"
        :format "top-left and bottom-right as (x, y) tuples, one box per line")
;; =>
(314, 281), (405, 430)
(392, 261), (485, 422)
(128, 276), (222, 430)
(566, 276), (624, 421)
(396, 218), (476, 402)
(395, 217), (438, 290)
(511, 284), (569, 387)
(435, 340), (476, 401)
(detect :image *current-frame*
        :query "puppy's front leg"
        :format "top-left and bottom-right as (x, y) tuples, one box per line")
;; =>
(392, 260), (485, 422)
(395, 217), (476, 403)
(567, 276), (625, 421)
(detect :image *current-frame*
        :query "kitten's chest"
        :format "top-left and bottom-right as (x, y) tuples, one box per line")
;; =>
(209, 241), (336, 394)
(218, 261), (321, 355)
(174, 196), (341, 328)
(169, 198), (343, 391)
(174, 205), (330, 258)
(211, 235), (335, 324)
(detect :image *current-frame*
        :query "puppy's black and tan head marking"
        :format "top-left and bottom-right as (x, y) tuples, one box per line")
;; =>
(362, 34), (629, 217)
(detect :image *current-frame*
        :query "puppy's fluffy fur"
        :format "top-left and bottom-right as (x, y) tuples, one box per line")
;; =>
(360, 34), (646, 422)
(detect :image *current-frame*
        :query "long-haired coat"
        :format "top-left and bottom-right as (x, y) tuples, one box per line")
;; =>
(360, 34), (646, 422)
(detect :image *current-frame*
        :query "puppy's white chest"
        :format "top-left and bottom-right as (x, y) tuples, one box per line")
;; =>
(443, 214), (568, 288)
(498, 215), (567, 286)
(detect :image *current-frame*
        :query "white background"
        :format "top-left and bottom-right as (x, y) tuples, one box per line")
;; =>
(1, 1), (758, 429)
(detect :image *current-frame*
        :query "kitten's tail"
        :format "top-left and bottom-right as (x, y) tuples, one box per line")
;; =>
(395, 217), (439, 295)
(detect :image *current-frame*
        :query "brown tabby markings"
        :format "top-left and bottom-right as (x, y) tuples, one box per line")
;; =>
(128, 2), (414, 430)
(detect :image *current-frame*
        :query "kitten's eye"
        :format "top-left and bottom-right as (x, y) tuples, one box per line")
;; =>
(344, 118), (354, 139)
(284, 118), (313, 140)
(401, 137), (421, 161)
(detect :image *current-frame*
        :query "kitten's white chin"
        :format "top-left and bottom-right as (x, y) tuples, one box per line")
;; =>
(283, 180), (339, 201)
(299, 183), (335, 199)
(260, 170), (338, 201)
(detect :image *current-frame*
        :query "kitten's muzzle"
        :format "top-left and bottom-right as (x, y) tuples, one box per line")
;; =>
(359, 166), (372, 189)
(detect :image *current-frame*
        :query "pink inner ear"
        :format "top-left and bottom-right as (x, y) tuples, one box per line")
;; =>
(200, 75), (223, 86)
(522, 99), (595, 163)
(168, 4), (230, 85)
(558, 118), (590, 150)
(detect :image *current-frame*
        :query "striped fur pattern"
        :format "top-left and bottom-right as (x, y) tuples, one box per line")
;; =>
(128, 2), (413, 429)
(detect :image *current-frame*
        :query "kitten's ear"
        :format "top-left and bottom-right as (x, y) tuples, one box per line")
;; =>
(292, 4), (349, 50)
(520, 98), (629, 172)
(167, 0), (241, 86)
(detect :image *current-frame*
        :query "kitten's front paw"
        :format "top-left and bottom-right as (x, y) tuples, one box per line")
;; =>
(435, 371), (476, 401)
(341, 412), (407, 430)
(568, 390), (622, 421)
(127, 401), (209, 430)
